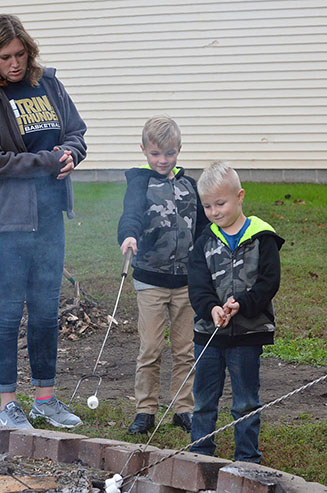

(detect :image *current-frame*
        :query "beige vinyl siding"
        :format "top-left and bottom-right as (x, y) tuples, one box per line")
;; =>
(3, 0), (327, 173)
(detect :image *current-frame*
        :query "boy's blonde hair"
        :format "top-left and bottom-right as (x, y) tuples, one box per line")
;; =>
(142, 115), (181, 149)
(197, 161), (242, 197)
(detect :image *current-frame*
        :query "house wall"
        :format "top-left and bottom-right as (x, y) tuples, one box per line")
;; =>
(3, 0), (327, 181)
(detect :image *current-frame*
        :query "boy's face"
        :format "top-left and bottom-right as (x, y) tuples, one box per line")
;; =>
(201, 182), (245, 231)
(141, 140), (181, 177)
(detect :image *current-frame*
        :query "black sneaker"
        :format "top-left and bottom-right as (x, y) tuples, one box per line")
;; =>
(172, 412), (192, 432)
(127, 413), (155, 434)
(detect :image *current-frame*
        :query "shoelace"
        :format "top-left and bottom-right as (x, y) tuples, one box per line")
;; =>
(51, 398), (71, 413)
(57, 399), (70, 411)
(9, 405), (27, 423)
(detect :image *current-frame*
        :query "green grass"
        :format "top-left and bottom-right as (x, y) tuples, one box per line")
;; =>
(58, 181), (327, 485)
(64, 182), (127, 303)
(242, 182), (327, 207)
(263, 337), (327, 366)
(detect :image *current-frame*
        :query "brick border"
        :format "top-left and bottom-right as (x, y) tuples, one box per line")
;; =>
(1, 426), (326, 492)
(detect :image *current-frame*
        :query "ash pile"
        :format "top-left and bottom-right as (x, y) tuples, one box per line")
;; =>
(0, 453), (109, 492)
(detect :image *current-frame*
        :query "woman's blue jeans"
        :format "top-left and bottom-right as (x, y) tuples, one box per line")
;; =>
(0, 212), (65, 392)
(190, 343), (263, 463)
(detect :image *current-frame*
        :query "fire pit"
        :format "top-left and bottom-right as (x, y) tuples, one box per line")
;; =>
(0, 453), (110, 492)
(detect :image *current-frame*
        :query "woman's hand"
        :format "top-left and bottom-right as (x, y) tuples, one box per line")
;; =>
(53, 146), (75, 179)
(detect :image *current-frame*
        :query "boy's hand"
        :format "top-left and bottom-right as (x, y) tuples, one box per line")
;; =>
(211, 306), (231, 328)
(121, 237), (137, 255)
(223, 297), (240, 318)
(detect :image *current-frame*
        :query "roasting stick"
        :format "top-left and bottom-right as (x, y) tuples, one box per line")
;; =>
(69, 249), (133, 410)
(115, 324), (222, 493)
(145, 323), (221, 450)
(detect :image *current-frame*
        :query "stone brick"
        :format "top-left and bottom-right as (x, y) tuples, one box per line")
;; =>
(0, 426), (16, 453)
(217, 463), (282, 492)
(123, 475), (184, 492)
(104, 443), (159, 477)
(172, 452), (230, 492)
(149, 449), (230, 492)
(79, 438), (128, 470)
(148, 449), (175, 486)
(217, 462), (327, 493)
(9, 429), (35, 457)
(304, 482), (327, 493)
(9, 428), (87, 463)
(33, 429), (87, 463)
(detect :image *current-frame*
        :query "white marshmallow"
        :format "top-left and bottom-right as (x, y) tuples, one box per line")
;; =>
(87, 395), (99, 409)
(105, 483), (120, 493)
(113, 474), (123, 487)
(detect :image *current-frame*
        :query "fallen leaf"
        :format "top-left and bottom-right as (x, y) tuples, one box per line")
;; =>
(309, 271), (319, 279)
(77, 325), (88, 334)
(68, 333), (79, 341)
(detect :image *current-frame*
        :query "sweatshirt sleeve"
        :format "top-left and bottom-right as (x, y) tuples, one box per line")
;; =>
(118, 173), (149, 245)
(236, 234), (282, 318)
(188, 234), (222, 320)
(0, 148), (66, 179)
(184, 176), (209, 239)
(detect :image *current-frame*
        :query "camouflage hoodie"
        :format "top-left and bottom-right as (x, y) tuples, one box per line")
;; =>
(188, 216), (284, 338)
(118, 165), (208, 288)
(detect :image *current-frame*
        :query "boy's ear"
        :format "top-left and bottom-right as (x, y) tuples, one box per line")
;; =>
(140, 144), (145, 152)
(238, 188), (245, 202)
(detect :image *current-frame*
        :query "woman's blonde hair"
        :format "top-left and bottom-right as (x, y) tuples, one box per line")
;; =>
(197, 161), (242, 197)
(0, 14), (43, 87)
(142, 115), (181, 149)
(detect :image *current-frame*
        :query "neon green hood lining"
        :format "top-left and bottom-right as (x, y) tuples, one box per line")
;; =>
(210, 216), (276, 248)
(140, 164), (179, 175)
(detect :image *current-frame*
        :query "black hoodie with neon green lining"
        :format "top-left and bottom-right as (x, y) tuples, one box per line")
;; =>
(188, 216), (284, 348)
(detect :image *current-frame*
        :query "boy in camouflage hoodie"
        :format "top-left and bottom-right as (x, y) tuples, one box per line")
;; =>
(188, 161), (284, 462)
(118, 116), (207, 434)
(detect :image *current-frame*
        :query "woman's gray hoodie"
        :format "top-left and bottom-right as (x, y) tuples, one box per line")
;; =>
(0, 67), (87, 232)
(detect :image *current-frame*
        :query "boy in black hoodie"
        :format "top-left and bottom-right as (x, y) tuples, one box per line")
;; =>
(118, 115), (207, 434)
(188, 161), (284, 462)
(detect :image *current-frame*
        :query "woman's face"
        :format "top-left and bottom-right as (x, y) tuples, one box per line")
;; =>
(0, 37), (28, 83)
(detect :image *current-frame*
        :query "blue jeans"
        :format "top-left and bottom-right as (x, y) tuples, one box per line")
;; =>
(0, 212), (65, 392)
(190, 343), (263, 463)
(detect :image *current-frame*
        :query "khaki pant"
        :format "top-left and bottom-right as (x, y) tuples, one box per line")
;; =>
(135, 286), (195, 414)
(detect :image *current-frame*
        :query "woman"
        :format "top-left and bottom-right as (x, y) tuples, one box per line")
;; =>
(0, 14), (87, 429)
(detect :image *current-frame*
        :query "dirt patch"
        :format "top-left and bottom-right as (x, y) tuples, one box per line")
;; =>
(17, 290), (327, 424)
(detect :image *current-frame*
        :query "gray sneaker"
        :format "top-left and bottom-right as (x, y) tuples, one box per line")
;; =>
(29, 395), (83, 429)
(0, 401), (34, 429)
